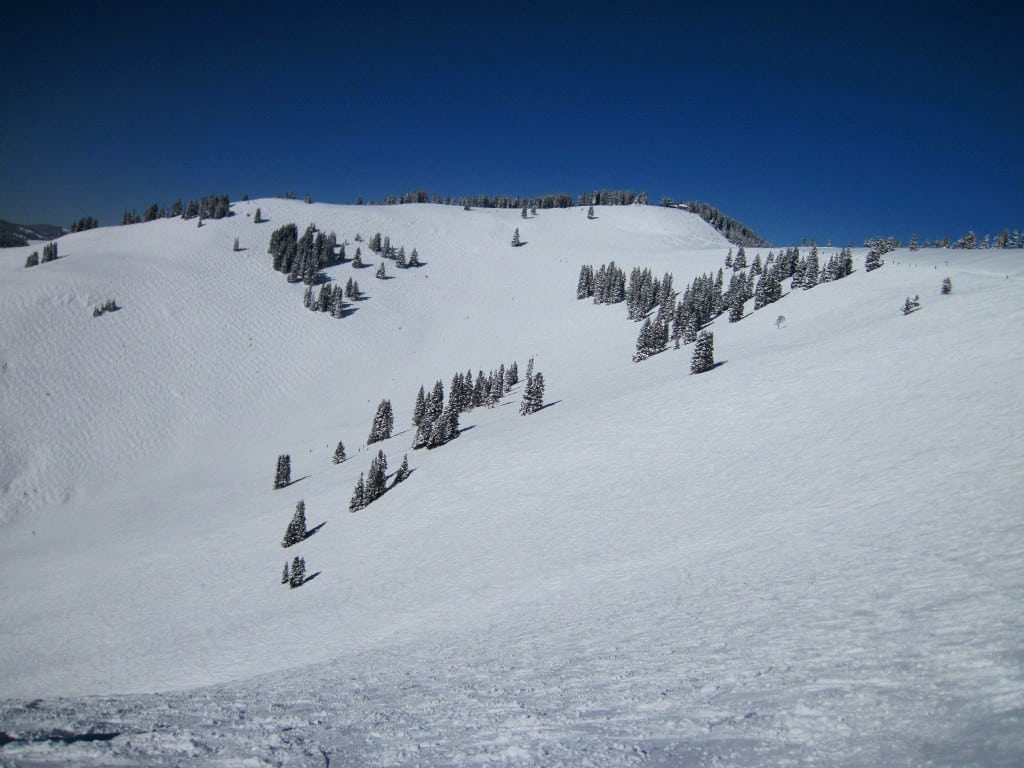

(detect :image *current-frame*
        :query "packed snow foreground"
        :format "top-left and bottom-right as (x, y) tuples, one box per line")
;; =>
(1, 200), (1021, 766)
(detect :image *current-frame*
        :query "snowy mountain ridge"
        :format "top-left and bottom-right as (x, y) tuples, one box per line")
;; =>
(0, 199), (1021, 766)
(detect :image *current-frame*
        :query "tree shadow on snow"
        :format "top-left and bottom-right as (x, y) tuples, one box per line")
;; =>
(282, 475), (310, 489)
(300, 571), (321, 586)
(710, 360), (728, 371)
(304, 521), (327, 540)
(536, 399), (562, 412)
(375, 274), (396, 280)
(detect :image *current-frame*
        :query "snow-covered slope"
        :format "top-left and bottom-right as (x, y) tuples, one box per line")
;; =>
(1, 201), (1021, 766)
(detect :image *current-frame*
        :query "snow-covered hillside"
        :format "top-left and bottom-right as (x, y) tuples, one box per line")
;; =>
(1, 201), (1021, 766)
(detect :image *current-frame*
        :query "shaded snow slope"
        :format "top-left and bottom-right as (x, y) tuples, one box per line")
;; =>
(1, 202), (1021, 766)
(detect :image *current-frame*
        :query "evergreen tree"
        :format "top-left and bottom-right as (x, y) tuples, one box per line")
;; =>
(734, 245), (747, 269)
(690, 331), (715, 374)
(282, 500), (307, 547)
(289, 556), (306, 588)
(512, 228), (522, 247)
(902, 295), (921, 315)
(376, 262), (386, 279)
(366, 450), (388, 500)
(352, 248), (363, 268)
(274, 454), (291, 489)
(519, 371), (545, 414)
(865, 249), (884, 272)
(941, 277), (952, 295)
(233, 236), (241, 252)
(367, 399), (394, 444)
(412, 385), (426, 427)
(587, 205), (596, 219)
(24, 252), (39, 268)
(395, 454), (410, 483)
(332, 441), (346, 464)
(282, 561), (290, 584)
(521, 206), (528, 219)
(349, 473), (366, 512)
(254, 208), (264, 223)
(506, 360), (519, 387)
(728, 291), (744, 323)
(409, 248), (421, 267)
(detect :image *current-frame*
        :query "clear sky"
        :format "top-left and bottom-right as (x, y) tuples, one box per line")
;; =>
(2, 0), (1021, 245)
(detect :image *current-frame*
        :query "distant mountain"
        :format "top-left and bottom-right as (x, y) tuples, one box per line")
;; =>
(0, 219), (64, 246)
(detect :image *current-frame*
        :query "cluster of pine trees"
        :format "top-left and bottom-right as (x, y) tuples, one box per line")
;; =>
(582, 242), (859, 364)
(407, 360), (525, 449)
(121, 194), (232, 225)
(25, 241), (60, 268)
(349, 449), (409, 512)
(268, 222), (341, 284)
(357, 189), (647, 210)
(908, 229), (1022, 250)
(282, 556), (306, 588)
(69, 216), (98, 233)
(92, 299), (120, 317)
(576, 262), (626, 304)
(366, 231), (421, 268)
(302, 282), (348, 319)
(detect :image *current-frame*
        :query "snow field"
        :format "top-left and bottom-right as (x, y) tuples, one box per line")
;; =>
(1, 201), (1021, 765)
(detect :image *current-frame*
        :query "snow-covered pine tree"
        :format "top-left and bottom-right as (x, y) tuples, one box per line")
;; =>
(409, 248), (420, 267)
(519, 371), (545, 414)
(349, 473), (366, 512)
(332, 441), (346, 464)
(254, 207), (264, 223)
(281, 561), (290, 584)
(512, 228), (521, 247)
(233, 237), (240, 252)
(734, 245), (747, 269)
(274, 454), (291, 489)
(587, 205), (595, 219)
(728, 291), (744, 322)
(865, 248), (884, 272)
(282, 500), (307, 547)
(633, 318), (656, 362)
(376, 262), (386, 280)
(690, 330), (715, 374)
(25, 252), (39, 268)
(366, 450), (388, 500)
(521, 206), (528, 219)
(941, 277), (952, 294)
(395, 454), (410, 483)
(367, 399), (394, 444)
(352, 248), (363, 268)
(506, 360), (519, 387)
(289, 556), (306, 588)
(902, 295), (921, 315)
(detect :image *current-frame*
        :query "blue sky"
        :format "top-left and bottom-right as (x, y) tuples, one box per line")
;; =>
(2, 1), (1021, 245)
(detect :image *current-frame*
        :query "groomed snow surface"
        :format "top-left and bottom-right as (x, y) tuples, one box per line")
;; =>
(1, 201), (1021, 766)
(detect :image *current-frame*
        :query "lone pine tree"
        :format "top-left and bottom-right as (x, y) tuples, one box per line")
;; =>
(690, 330), (715, 374)
(941, 277), (953, 294)
(332, 441), (346, 464)
(511, 228), (521, 247)
(274, 454), (291, 489)
(368, 399), (394, 444)
(282, 500), (307, 547)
